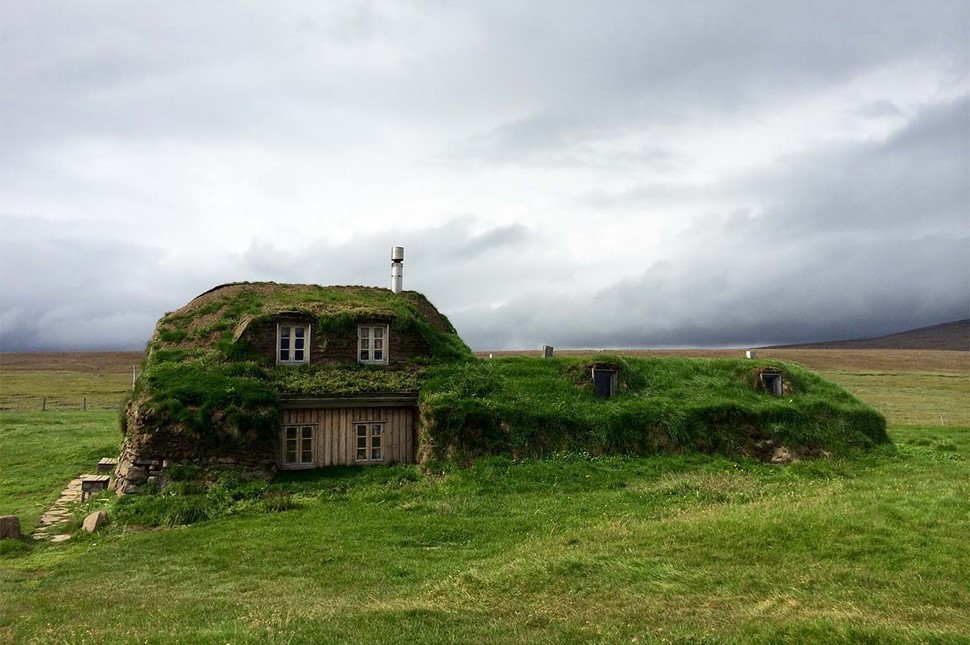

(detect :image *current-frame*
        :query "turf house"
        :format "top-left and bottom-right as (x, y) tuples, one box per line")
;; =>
(114, 281), (471, 493)
(114, 281), (889, 494)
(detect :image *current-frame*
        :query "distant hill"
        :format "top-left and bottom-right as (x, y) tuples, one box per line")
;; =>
(766, 319), (969, 351)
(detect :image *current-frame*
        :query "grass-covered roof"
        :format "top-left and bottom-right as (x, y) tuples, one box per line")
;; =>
(125, 282), (887, 463)
(150, 282), (469, 363)
(418, 355), (889, 462)
(127, 283), (471, 447)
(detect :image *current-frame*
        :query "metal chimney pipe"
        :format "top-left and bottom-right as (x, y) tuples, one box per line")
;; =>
(391, 246), (404, 293)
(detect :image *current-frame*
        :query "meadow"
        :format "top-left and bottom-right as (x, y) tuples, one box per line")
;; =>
(0, 350), (968, 644)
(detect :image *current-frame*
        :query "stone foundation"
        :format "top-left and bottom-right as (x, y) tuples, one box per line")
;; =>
(114, 399), (275, 495)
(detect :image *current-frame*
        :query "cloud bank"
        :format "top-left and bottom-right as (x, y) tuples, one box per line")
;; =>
(1, 1), (967, 351)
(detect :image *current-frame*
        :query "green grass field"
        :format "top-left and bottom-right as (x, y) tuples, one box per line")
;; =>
(1, 352), (968, 644)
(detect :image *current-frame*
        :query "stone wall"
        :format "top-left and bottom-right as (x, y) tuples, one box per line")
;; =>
(113, 398), (276, 495)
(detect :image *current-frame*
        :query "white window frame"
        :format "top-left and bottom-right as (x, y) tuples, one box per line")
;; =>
(283, 424), (316, 467)
(277, 323), (310, 365)
(357, 324), (389, 365)
(354, 422), (385, 463)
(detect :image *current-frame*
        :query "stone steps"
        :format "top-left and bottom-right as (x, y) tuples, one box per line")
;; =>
(32, 477), (83, 541)
(33, 473), (109, 542)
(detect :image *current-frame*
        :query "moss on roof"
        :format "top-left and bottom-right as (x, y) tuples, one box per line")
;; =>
(149, 282), (471, 363)
(126, 283), (888, 464)
(128, 283), (471, 447)
(417, 356), (889, 461)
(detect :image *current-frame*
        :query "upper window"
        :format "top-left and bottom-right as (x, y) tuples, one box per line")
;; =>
(358, 324), (388, 364)
(278, 324), (309, 364)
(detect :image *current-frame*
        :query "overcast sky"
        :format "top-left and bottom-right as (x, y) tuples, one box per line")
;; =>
(1, 1), (967, 352)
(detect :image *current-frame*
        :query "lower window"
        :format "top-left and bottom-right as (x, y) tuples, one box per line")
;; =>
(355, 423), (384, 462)
(284, 425), (315, 466)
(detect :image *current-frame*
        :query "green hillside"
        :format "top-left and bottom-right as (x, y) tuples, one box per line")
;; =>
(420, 356), (888, 460)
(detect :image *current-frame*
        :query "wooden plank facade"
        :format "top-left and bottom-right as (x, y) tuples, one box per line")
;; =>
(279, 404), (416, 468)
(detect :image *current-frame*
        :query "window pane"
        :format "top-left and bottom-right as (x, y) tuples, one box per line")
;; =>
(360, 327), (370, 339)
(280, 349), (289, 361)
(374, 339), (382, 349)
(295, 327), (305, 338)
(355, 424), (366, 435)
(294, 337), (305, 349)
(356, 448), (367, 461)
(373, 350), (383, 361)
(286, 446), (296, 463)
(294, 349), (304, 361)
(360, 350), (369, 361)
(371, 424), (382, 434)
(280, 326), (291, 339)
(374, 327), (383, 338)
(372, 447), (382, 460)
(357, 435), (367, 449)
(286, 427), (296, 440)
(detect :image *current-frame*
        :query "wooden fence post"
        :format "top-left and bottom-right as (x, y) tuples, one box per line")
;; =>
(83, 397), (87, 411)
(42, 397), (46, 411)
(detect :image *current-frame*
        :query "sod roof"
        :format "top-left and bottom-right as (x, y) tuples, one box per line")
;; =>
(149, 282), (470, 363)
(128, 283), (887, 462)
(128, 283), (471, 447)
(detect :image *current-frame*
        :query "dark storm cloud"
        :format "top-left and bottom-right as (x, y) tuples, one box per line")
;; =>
(457, 233), (969, 350)
(0, 215), (175, 350)
(453, 99), (970, 350)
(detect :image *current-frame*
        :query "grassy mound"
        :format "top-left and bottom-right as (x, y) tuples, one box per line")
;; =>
(126, 283), (886, 461)
(127, 283), (471, 446)
(151, 282), (470, 364)
(418, 356), (888, 461)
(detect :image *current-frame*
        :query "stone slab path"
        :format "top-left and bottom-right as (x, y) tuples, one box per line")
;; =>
(32, 478), (83, 541)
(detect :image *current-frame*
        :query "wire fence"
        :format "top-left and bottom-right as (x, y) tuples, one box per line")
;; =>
(0, 394), (129, 412)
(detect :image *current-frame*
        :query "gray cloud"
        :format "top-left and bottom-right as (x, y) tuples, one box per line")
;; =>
(456, 232), (969, 350)
(0, 215), (175, 350)
(0, 216), (549, 350)
(0, 1), (967, 352)
(751, 96), (969, 238)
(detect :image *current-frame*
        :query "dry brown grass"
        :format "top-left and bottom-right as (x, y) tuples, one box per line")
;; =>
(0, 351), (144, 373)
